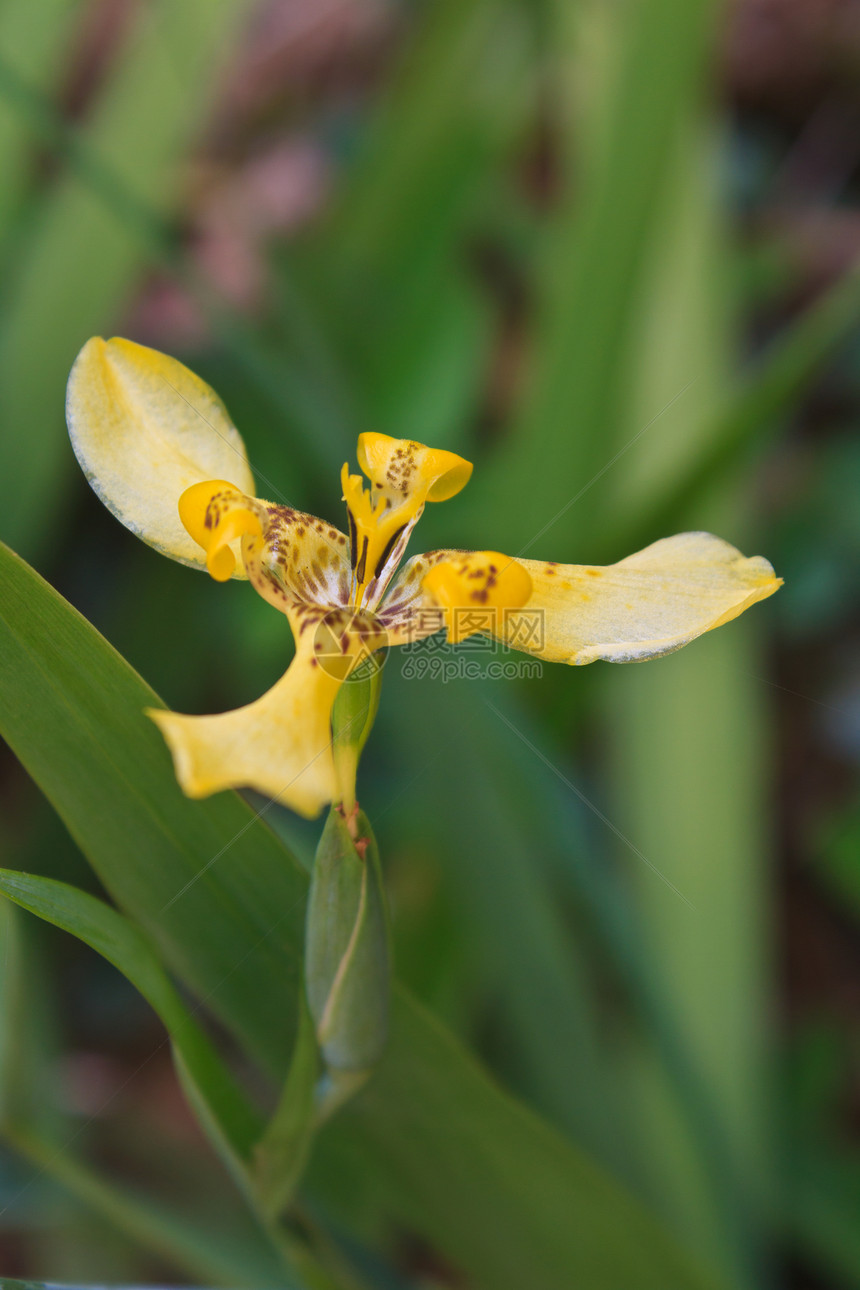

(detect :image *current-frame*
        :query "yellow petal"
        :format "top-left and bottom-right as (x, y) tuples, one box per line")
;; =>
(148, 637), (340, 818)
(381, 534), (781, 661)
(67, 337), (256, 574)
(148, 605), (387, 817)
(515, 532), (781, 664)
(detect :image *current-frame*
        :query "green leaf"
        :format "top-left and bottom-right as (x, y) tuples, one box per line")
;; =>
(0, 0), (78, 239)
(0, 898), (27, 1125)
(606, 257), (860, 559)
(0, 541), (308, 1078)
(4, 1122), (291, 1288)
(0, 541), (724, 1290)
(321, 990), (722, 1290)
(380, 671), (620, 1165)
(602, 127), (767, 1286)
(301, 0), (528, 445)
(783, 1134), (860, 1290)
(463, 0), (719, 551)
(0, 868), (261, 1169)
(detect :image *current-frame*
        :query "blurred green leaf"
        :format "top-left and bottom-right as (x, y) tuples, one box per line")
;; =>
(326, 990), (723, 1290)
(379, 670), (620, 1167)
(815, 794), (860, 917)
(4, 1121), (291, 1288)
(0, 883), (62, 1140)
(604, 126), (767, 1287)
(0, 0), (78, 237)
(784, 1134), (860, 1290)
(465, 0), (718, 550)
(298, 0), (529, 446)
(0, 0), (253, 559)
(0, 543), (726, 1288)
(0, 869), (262, 1169)
(608, 256), (860, 558)
(0, 900), (28, 1127)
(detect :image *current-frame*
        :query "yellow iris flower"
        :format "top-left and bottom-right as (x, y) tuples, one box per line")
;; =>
(67, 337), (782, 818)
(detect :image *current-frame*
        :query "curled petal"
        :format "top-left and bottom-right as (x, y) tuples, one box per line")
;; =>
(357, 433), (472, 505)
(67, 338), (255, 573)
(179, 480), (353, 609)
(515, 533), (781, 663)
(341, 434), (472, 609)
(148, 606), (387, 817)
(148, 636), (341, 818)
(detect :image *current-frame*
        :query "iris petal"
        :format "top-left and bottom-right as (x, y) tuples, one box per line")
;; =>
(66, 338), (255, 574)
(381, 534), (781, 661)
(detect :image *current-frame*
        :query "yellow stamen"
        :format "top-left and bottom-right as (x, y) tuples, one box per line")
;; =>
(179, 480), (263, 582)
(422, 551), (533, 644)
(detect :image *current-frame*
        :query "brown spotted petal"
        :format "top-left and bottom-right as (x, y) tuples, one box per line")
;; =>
(149, 485), (373, 817)
(179, 480), (353, 612)
(376, 550), (454, 647)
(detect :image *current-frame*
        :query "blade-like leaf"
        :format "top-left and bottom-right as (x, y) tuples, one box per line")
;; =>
(3, 1122), (291, 1288)
(463, 0), (719, 551)
(0, 869), (261, 1167)
(0, 541), (308, 1077)
(299, 0), (527, 447)
(0, 0), (78, 238)
(604, 125), (767, 1287)
(606, 257), (860, 559)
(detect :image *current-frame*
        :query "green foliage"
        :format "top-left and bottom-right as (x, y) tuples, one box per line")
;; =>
(0, 547), (725, 1289)
(0, 869), (262, 1169)
(0, 1), (253, 559)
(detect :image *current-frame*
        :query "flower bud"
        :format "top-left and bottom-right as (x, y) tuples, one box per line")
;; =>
(304, 806), (390, 1075)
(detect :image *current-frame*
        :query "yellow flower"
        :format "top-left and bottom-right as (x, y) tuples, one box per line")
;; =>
(67, 337), (782, 818)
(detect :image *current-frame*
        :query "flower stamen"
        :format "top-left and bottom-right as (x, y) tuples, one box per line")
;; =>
(340, 434), (472, 610)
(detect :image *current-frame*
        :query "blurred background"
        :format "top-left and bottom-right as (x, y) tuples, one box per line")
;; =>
(0, 0), (859, 1285)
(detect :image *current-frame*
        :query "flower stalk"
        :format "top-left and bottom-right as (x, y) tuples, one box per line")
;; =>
(330, 665), (383, 822)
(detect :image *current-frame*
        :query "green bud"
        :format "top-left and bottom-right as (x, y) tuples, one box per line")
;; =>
(305, 806), (390, 1075)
